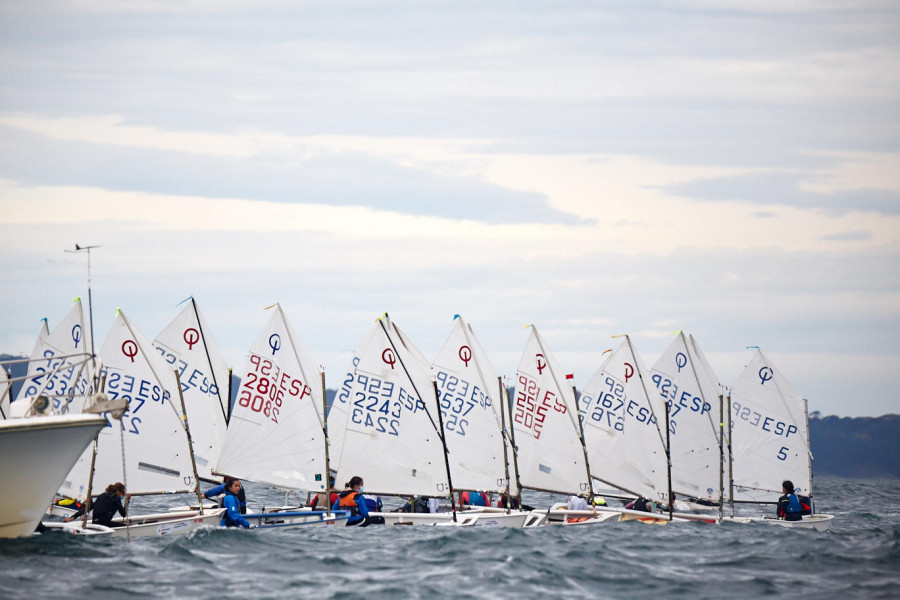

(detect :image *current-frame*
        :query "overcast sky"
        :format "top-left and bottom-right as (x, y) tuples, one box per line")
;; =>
(1, 1), (897, 417)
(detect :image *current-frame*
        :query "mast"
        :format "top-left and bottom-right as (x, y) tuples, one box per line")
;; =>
(622, 334), (671, 515)
(226, 368), (233, 425)
(378, 316), (455, 512)
(498, 377), (512, 513)
(175, 370), (205, 514)
(727, 388), (735, 517)
(531, 326), (594, 500)
(804, 397), (814, 511)
(270, 303), (330, 495)
(432, 382), (458, 521)
(664, 393), (673, 519)
(321, 371), (332, 506)
(189, 298), (229, 424)
(457, 319), (512, 507)
(718, 392), (725, 521)
(67, 244), (100, 390)
(572, 384), (596, 502)
(684, 333), (723, 506)
(503, 383), (524, 506)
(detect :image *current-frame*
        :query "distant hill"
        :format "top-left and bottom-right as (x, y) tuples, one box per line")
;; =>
(809, 413), (900, 478)
(5, 353), (897, 479)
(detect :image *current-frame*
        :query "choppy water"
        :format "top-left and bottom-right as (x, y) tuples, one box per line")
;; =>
(2, 477), (898, 599)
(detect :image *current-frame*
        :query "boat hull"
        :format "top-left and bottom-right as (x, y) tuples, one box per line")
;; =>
(724, 514), (834, 531)
(0, 414), (106, 538)
(48, 509), (226, 537)
(373, 510), (542, 528)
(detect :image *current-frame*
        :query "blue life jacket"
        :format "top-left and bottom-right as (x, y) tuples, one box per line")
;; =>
(786, 493), (803, 514)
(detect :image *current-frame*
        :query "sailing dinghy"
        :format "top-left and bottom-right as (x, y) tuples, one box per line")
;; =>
(152, 298), (229, 483)
(214, 303), (349, 528)
(331, 314), (524, 527)
(724, 348), (833, 531)
(430, 316), (541, 527)
(49, 310), (222, 537)
(512, 326), (619, 526)
(649, 332), (727, 514)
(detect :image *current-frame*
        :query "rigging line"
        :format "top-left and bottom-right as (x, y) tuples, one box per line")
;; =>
(377, 317), (442, 437)
(189, 298), (229, 424)
(119, 416), (131, 542)
(684, 333), (722, 439)
(271, 304), (326, 432)
(682, 333), (725, 504)
(119, 311), (182, 422)
(623, 334), (672, 512)
(529, 325), (594, 499)
(458, 320), (507, 435)
(758, 350), (812, 457)
(624, 335), (669, 453)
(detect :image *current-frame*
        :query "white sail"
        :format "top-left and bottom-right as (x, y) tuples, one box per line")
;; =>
(153, 299), (229, 481)
(649, 332), (722, 501)
(433, 316), (514, 495)
(730, 349), (811, 502)
(580, 337), (668, 502)
(216, 304), (327, 492)
(60, 311), (196, 501)
(0, 367), (10, 419)
(16, 303), (93, 413)
(331, 315), (449, 497)
(14, 319), (50, 407)
(512, 326), (588, 495)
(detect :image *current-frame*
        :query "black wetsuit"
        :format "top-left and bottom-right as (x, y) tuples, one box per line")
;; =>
(91, 491), (126, 527)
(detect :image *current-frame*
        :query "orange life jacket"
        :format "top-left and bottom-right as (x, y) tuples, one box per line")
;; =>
(338, 490), (360, 515)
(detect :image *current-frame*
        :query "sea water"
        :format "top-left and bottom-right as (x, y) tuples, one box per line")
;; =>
(1, 476), (898, 599)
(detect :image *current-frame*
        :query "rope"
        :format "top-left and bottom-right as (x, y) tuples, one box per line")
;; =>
(119, 418), (131, 542)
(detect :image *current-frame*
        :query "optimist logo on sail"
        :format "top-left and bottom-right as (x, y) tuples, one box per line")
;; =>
(183, 328), (200, 350)
(458, 345), (472, 367)
(268, 334), (281, 356)
(122, 340), (139, 362)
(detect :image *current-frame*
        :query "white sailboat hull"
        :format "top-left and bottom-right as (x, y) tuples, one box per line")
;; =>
(0, 414), (106, 538)
(47, 509), (226, 537)
(724, 513), (834, 531)
(374, 509), (543, 528)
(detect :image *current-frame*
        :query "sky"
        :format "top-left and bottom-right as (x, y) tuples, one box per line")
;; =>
(0, 1), (898, 417)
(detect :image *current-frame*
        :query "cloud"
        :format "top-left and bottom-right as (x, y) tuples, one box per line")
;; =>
(662, 171), (900, 215)
(0, 124), (582, 225)
(820, 230), (873, 241)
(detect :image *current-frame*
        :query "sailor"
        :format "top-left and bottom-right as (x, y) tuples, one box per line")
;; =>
(625, 497), (656, 512)
(776, 480), (804, 522)
(460, 490), (489, 507)
(220, 478), (254, 529)
(567, 494), (589, 511)
(332, 476), (384, 527)
(77, 482), (128, 527)
(204, 478), (247, 513)
(310, 476), (338, 510)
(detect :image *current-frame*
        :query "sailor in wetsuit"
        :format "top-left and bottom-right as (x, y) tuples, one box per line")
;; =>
(220, 478), (254, 529)
(776, 480), (804, 522)
(333, 476), (384, 527)
(82, 482), (128, 527)
(204, 478), (247, 513)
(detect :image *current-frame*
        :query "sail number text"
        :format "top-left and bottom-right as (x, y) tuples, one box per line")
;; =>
(514, 374), (567, 440)
(237, 353), (312, 424)
(435, 369), (491, 437)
